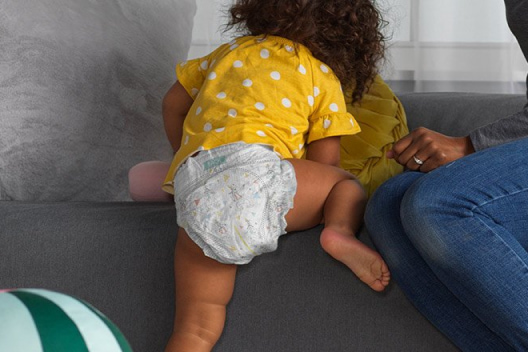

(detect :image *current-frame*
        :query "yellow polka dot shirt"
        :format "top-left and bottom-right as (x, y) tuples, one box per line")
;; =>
(162, 35), (360, 194)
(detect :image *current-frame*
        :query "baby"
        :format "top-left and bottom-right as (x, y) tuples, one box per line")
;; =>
(162, 0), (390, 350)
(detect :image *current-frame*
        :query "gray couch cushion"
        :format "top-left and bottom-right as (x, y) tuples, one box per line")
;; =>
(399, 92), (526, 135)
(0, 0), (196, 201)
(0, 201), (457, 352)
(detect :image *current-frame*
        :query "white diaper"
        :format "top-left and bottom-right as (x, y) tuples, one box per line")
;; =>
(174, 143), (297, 264)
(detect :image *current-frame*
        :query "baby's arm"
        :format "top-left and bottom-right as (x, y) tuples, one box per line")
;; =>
(305, 136), (341, 166)
(162, 81), (194, 153)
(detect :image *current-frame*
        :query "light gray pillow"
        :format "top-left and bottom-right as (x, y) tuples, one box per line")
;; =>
(0, 0), (196, 201)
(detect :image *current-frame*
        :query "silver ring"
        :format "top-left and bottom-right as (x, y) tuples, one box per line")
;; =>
(413, 155), (424, 165)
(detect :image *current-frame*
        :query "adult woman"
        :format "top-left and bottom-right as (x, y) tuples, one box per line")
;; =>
(365, 1), (528, 350)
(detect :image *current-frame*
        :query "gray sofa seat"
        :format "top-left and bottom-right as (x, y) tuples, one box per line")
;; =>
(2, 93), (526, 351)
(1, 202), (455, 352)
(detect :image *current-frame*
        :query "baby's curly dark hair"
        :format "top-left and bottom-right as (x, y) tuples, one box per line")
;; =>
(226, 0), (387, 103)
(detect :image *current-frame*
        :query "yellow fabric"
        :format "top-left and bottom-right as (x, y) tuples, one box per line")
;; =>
(340, 75), (409, 197)
(163, 35), (360, 194)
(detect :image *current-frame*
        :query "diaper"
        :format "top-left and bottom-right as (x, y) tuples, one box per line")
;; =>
(174, 143), (297, 264)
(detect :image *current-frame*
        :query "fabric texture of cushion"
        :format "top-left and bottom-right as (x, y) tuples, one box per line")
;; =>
(0, 0), (196, 201)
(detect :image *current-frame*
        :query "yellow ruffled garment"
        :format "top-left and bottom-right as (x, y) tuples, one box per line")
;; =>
(340, 75), (409, 197)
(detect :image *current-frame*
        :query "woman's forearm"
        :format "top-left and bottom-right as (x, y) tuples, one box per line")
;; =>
(468, 108), (528, 151)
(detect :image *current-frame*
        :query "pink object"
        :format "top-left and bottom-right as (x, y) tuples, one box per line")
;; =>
(128, 161), (173, 202)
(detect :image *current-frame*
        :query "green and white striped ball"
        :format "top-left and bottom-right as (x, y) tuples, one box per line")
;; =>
(0, 289), (132, 352)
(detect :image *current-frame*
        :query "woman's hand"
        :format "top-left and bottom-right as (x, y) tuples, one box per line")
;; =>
(388, 127), (475, 172)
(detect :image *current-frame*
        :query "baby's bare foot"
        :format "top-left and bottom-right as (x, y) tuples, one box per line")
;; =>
(320, 228), (390, 292)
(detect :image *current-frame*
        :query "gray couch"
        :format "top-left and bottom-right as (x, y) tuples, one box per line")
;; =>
(1, 1), (527, 351)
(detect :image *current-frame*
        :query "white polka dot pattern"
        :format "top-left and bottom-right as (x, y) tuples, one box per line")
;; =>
(242, 79), (253, 87)
(260, 49), (270, 59)
(168, 35), (360, 187)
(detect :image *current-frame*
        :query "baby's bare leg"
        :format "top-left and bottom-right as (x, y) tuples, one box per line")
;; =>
(285, 159), (390, 291)
(165, 228), (237, 352)
(319, 179), (390, 292)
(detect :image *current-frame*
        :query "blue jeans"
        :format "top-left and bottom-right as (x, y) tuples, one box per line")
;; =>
(365, 137), (528, 352)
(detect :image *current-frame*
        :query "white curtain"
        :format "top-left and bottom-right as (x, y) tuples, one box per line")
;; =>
(188, 0), (527, 93)
(188, 0), (233, 59)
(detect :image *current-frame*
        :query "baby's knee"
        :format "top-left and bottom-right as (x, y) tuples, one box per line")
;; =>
(128, 161), (173, 202)
(174, 301), (227, 349)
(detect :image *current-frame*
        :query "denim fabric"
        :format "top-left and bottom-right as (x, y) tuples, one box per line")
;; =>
(365, 137), (528, 352)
